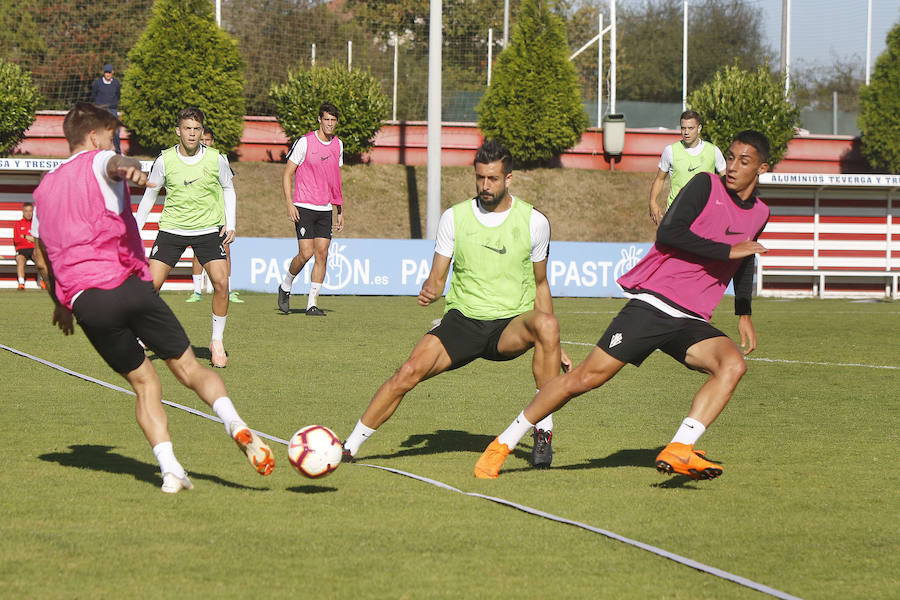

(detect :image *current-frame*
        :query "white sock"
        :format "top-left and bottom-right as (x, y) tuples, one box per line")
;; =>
(307, 282), (322, 309)
(281, 271), (296, 293)
(211, 314), (227, 341)
(17, 277), (25, 285)
(152, 441), (186, 478)
(670, 417), (706, 446)
(192, 274), (203, 294)
(343, 420), (376, 456)
(212, 397), (243, 435)
(497, 411), (534, 449)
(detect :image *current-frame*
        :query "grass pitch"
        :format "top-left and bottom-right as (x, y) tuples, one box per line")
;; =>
(2, 291), (897, 599)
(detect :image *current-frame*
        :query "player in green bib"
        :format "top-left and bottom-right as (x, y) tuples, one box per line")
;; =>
(342, 140), (571, 468)
(648, 110), (726, 225)
(136, 107), (236, 368)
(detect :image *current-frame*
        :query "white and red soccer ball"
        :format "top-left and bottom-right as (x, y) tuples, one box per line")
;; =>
(287, 425), (343, 478)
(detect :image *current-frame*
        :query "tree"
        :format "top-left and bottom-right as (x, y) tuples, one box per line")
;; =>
(478, 0), (588, 166)
(611, 0), (772, 103)
(792, 57), (864, 113)
(687, 64), (798, 166)
(0, 59), (40, 154)
(120, 0), (245, 154)
(270, 63), (390, 157)
(858, 19), (900, 173)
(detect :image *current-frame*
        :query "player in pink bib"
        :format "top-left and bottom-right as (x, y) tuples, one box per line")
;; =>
(476, 130), (772, 482)
(32, 103), (274, 493)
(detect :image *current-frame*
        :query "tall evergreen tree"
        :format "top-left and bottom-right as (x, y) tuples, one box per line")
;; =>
(120, 0), (245, 153)
(859, 19), (900, 173)
(687, 64), (798, 166)
(477, 0), (587, 166)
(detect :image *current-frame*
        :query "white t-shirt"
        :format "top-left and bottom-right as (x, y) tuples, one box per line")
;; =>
(434, 196), (550, 262)
(135, 144), (236, 234)
(287, 135), (344, 212)
(657, 140), (726, 174)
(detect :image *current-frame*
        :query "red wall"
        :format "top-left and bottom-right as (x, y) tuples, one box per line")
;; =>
(13, 112), (871, 173)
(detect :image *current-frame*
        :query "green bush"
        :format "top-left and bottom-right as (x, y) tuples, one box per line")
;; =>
(119, 0), (245, 154)
(270, 63), (389, 158)
(0, 59), (39, 154)
(859, 19), (900, 172)
(687, 64), (798, 166)
(477, 0), (588, 166)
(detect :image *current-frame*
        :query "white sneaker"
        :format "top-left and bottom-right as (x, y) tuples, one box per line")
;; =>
(161, 472), (194, 494)
(228, 420), (275, 476)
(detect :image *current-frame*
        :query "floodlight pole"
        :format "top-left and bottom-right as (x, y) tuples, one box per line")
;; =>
(865, 0), (872, 85)
(426, 0), (442, 240)
(682, 0), (688, 110)
(503, 0), (510, 47)
(215, 0), (221, 27)
(781, 0), (791, 97)
(488, 28), (494, 86)
(598, 13), (603, 126)
(392, 33), (399, 121)
(610, 0), (617, 114)
(348, 41), (352, 71)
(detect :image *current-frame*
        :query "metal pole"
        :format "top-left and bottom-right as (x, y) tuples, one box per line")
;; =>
(865, 0), (872, 85)
(348, 40), (352, 71)
(832, 91), (838, 135)
(682, 0), (688, 110)
(598, 13), (603, 127)
(215, 0), (221, 27)
(503, 0), (510, 47)
(426, 0), (442, 240)
(392, 33), (399, 121)
(610, 0), (617, 114)
(311, 43), (316, 67)
(488, 28), (493, 86)
(783, 0), (791, 96)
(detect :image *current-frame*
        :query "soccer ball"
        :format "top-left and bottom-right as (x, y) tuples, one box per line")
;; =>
(287, 425), (343, 478)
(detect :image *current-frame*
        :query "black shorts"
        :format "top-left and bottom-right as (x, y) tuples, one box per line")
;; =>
(597, 299), (727, 367)
(150, 230), (226, 267)
(71, 275), (191, 374)
(294, 207), (333, 240)
(427, 308), (519, 371)
(17, 248), (34, 261)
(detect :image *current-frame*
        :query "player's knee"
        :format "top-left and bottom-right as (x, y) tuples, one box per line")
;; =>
(391, 361), (423, 391)
(718, 353), (747, 383)
(532, 312), (560, 343)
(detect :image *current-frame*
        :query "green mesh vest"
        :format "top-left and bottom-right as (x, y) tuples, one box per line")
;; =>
(159, 146), (225, 230)
(444, 197), (535, 320)
(667, 141), (716, 207)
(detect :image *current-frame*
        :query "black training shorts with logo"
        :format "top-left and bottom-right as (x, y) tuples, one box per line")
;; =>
(150, 230), (226, 267)
(294, 206), (333, 240)
(597, 299), (727, 367)
(428, 308), (521, 371)
(72, 275), (191, 374)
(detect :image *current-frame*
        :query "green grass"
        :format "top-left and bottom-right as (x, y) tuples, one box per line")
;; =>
(2, 291), (897, 599)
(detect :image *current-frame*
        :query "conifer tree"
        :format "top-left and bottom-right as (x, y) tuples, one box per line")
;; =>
(120, 0), (245, 153)
(688, 64), (798, 166)
(859, 19), (900, 172)
(477, 0), (587, 166)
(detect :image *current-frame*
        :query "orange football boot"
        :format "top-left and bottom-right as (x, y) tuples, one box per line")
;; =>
(474, 438), (512, 479)
(230, 423), (275, 476)
(655, 442), (723, 480)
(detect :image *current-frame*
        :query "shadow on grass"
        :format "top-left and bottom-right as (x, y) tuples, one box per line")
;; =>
(286, 485), (339, 494)
(38, 444), (269, 491)
(359, 429), (504, 461)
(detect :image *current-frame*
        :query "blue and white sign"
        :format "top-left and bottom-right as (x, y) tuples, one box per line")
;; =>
(230, 237), (653, 298)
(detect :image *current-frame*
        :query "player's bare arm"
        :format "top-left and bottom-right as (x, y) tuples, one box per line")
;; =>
(737, 314), (757, 355)
(35, 238), (74, 336)
(282, 160), (300, 222)
(107, 155), (150, 187)
(648, 169), (668, 225)
(417, 253), (451, 306)
(728, 240), (767, 259)
(334, 206), (344, 233)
